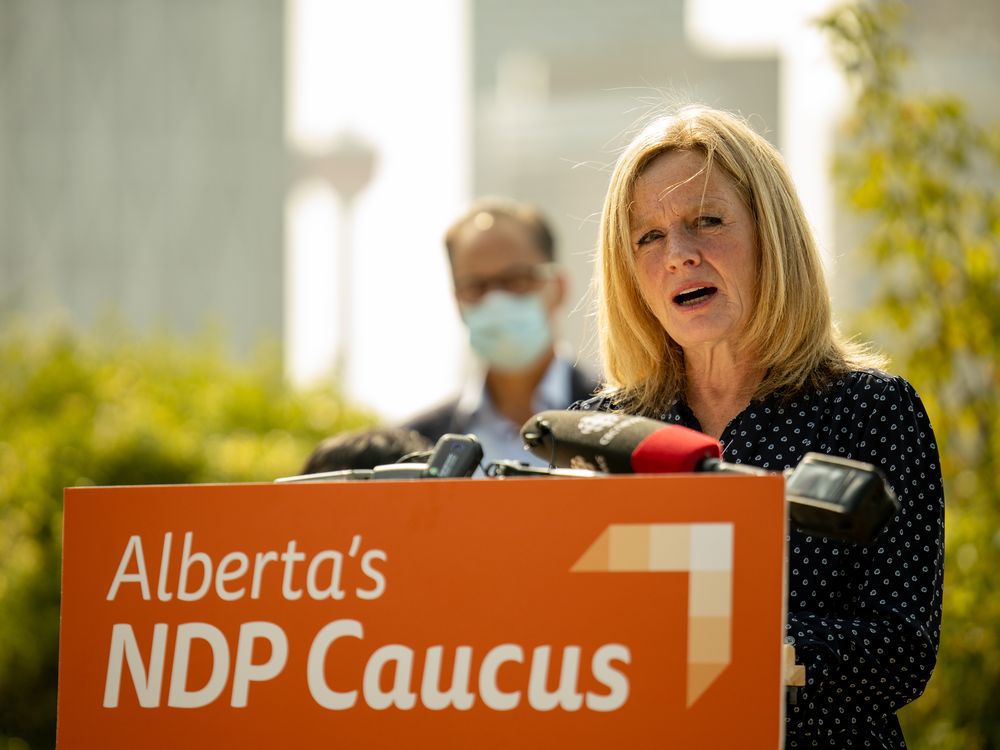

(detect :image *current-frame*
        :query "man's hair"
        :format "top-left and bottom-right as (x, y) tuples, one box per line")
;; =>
(596, 104), (884, 416)
(444, 197), (556, 262)
(302, 427), (432, 474)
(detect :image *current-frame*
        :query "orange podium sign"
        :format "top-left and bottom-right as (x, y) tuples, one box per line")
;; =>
(59, 475), (787, 748)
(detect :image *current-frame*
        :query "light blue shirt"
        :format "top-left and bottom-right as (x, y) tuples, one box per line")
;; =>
(456, 356), (575, 471)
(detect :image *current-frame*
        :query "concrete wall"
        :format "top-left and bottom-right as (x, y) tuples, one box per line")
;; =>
(0, 0), (285, 353)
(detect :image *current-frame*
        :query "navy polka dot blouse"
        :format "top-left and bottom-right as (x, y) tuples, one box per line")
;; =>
(574, 369), (945, 749)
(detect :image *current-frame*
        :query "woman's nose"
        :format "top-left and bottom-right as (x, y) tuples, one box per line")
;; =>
(665, 233), (700, 271)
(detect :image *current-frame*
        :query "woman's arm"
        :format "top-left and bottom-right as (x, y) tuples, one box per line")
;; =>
(785, 375), (945, 740)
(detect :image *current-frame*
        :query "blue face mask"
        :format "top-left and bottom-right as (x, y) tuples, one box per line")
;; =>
(461, 291), (552, 370)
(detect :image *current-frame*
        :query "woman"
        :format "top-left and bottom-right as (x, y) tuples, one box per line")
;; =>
(576, 106), (944, 748)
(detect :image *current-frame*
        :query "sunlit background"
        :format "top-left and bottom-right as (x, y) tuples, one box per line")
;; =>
(1, 0), (996, 421)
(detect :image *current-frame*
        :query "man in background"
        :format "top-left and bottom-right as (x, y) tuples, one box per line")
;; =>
(403, 197), (596, 466)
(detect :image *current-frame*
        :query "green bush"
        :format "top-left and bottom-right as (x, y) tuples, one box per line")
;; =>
(0, 321), (373, 748)
(821, 2), (1000, 747)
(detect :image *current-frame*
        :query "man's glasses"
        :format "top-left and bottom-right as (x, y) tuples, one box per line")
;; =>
(453, 263), (558, 305)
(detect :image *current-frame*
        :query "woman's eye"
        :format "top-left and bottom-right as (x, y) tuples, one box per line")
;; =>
(636, 230), (663, 246)
(694, 216), (722, 229)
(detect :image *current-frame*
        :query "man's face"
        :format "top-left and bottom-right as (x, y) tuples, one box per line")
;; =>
(449, 215), (562, 314)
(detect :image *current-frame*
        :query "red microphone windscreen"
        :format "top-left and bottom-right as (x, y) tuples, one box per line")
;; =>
(630, 424), (722, 473)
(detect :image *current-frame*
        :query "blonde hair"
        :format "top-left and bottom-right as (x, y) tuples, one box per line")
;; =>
(597, 105), (883, 415)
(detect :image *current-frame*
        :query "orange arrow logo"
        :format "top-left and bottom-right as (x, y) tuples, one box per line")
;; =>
(572, 523), (733, 707)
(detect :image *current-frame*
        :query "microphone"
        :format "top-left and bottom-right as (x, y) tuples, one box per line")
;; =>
(784, 453), (899, 544)
(519, 410), (764, 475)
(520, 410), (898, 544)
(423, 433), (483, 478)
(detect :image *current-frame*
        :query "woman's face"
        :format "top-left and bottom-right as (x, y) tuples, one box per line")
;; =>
(630, 149), (757, 355)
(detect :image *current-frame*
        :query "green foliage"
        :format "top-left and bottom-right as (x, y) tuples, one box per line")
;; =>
(0, 321), (373, 748)
(820, 2), (1000, 747)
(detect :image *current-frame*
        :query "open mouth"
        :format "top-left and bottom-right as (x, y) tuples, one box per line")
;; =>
(673, 286), (718, 306)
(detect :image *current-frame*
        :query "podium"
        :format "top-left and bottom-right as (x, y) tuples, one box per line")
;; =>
(58, 475), (789, 748)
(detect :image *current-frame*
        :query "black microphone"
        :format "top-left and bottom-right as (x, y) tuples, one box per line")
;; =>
(784, 453), (899, 544)
(368, 433), (483, 479)
(423, 433), (483, 478)
(520, 410), (898, 544)
(519, 409), (763, 475)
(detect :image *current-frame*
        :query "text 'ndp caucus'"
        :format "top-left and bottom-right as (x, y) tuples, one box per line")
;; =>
(103, 531), (632, 712)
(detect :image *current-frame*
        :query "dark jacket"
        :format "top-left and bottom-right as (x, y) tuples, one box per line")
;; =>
(403, 363), (598, 443)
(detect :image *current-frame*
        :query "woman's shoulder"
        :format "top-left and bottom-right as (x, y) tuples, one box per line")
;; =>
(810, 368), (932, 431)
(823, 368), (920, 400)
(763, 369), (927, 427)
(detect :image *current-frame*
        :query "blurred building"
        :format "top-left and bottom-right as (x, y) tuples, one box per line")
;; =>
(0, 0), (285, 353)
(896, 0), (1000, 122)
